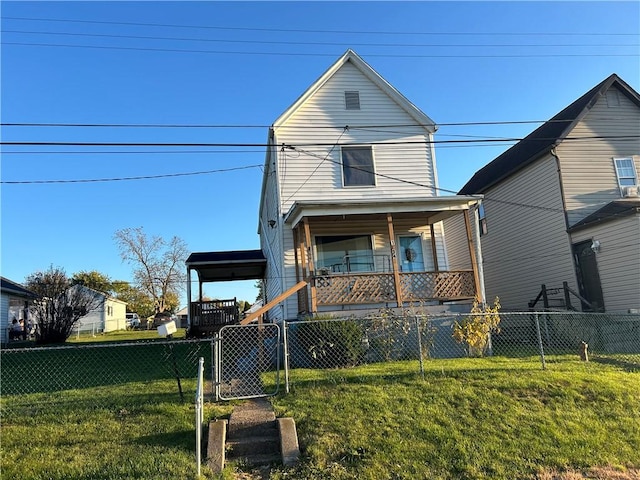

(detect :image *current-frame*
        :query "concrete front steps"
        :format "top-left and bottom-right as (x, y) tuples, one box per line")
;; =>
(207, 398), (299, 473)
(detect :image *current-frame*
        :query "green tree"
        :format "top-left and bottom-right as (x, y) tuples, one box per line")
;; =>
(112, 282), (155, 319)
(71, 270), (114, 294)
(114, 227), (188, 314)
(26, 266), (106, 344)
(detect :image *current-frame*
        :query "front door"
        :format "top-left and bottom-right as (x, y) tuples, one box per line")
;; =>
(398, 236), (425, 272)
(572, 240), (605, 312)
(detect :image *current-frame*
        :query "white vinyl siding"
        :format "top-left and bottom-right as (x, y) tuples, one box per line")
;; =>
(557, 85), (640, 226)
(479, 155), (577, 310)
(274, 61), (436, 215)
(571, 215), (640, 313)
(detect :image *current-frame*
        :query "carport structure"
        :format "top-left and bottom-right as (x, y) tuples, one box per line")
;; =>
(186, 250), (267, 336)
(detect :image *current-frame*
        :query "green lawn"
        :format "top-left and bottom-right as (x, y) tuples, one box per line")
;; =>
(1, 352), (638, 479)
(268, 357), (640, 480)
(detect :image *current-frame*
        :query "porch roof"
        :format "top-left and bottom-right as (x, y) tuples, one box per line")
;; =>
(186, 250), (266, 282)
(283, 196), (481, 228)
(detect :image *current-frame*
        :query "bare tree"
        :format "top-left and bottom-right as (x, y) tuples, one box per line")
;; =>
(26, 266), (106, 344)
(114, 227), (188, 314)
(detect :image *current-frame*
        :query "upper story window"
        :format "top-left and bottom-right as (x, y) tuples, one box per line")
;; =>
(344, 91), (360, 110)
(341, 146), (376, 187)
(478, 203), (488, 236)
(614, 157), (638, 194)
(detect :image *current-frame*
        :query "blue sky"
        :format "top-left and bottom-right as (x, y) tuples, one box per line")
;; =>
(1, 1), (639, 306)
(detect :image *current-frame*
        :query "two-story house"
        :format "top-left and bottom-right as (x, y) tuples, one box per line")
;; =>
(257, 50), (484, 322)
(447, 73), (640, 313)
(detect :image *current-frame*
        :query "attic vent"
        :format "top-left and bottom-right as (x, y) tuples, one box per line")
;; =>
(606, 90), (620, 107)
(345, 91), (360, 110)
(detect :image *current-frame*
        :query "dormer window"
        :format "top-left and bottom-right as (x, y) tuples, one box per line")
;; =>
(345, 91), (360, 110)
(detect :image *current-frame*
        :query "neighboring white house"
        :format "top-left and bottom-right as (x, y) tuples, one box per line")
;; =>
(257, 49), (485, 322)
(1, 276), (36, 344)
(446, 73), (640, 313)
(75, 288), (128, 334)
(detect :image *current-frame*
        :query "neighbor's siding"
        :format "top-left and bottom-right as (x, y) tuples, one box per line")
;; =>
(479, 154), (578, 310)
(1, 292), (9, 344)
(557, 84), (640, 226)
(274, 61), (436, 216)
(571, 214), (640, 313)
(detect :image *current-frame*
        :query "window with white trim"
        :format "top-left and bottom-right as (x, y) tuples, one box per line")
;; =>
(478, 203), (488, 236)
(341, 146), (375, 187)
(614, 157), (638, 193)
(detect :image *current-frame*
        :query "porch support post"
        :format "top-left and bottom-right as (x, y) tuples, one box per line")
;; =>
(187, 267), (192, 329)
(303, 218), (317, 314)
(198, 274), (203, 302)
(429, 224), (440, 272)
(293, 227), (301, 284)
(297, 225), (310, 314)
(386, 213), (404, 307)
(463, 208), (483, 303)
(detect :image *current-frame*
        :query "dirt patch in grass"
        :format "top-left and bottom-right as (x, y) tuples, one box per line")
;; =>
(537, 466), (640, 480)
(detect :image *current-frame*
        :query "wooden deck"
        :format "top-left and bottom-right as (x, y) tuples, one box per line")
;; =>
(189, 299), (239, 336)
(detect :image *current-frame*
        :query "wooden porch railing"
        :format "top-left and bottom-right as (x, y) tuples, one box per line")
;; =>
(315, 271), (476, 306)
(190, 299), (239, 334)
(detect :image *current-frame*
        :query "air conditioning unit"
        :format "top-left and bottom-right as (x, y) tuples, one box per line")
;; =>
(622, 185), (639, 198)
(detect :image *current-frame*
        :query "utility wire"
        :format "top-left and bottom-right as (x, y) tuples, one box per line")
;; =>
(5, 16), (638, 36)
(5, 42), (637, 58)
(0, 118), (603, 128)
(0, 164), (262, 184)
(6, 29), (637, 48)
(2, 135), (638, 147)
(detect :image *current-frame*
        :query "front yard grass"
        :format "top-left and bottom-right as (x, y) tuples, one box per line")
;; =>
(269, 357), (640, 480)
(1, 354), (638, 479)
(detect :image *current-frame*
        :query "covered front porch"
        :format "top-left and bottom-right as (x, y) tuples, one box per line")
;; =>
(284, 197), (483, 316)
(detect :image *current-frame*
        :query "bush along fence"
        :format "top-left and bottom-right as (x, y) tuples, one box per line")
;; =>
(1, 312), (638, 409)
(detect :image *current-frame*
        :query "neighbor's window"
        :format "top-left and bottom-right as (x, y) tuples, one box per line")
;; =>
(342, 146), (375, 187)
(478, 203), (488, 236)
(345, 91), (360, 110)
(316, 235), (374, 273)
(614, 157), (638, 192)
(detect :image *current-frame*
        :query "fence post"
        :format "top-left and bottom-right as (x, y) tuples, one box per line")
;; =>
(283, 321), (290, 394)
(195, 357), (204, 478)
(534, 313), (547, 370)
(213, 333), (221, 402)
(415, 316), (425, 380)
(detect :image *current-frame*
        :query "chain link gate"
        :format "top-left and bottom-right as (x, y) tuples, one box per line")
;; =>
(213, 323), (281, 401)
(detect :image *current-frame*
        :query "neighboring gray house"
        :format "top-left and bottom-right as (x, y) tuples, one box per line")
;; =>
(257, 49), (485, 322)
(1, 277), (36, 344)
(446, 74), (640, 313)
(75, 288), (128, 334)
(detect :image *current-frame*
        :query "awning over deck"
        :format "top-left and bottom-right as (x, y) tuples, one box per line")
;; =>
(186, 250), (266, 282)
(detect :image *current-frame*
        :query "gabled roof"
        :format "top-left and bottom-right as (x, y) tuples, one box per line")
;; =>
(459, 74), (640, 195)
(272, 49), (437, 132)
(568, 199), (640, 232)
(0, 276), (36, 298)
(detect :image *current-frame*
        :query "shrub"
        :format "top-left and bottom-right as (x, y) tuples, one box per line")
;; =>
(453, 297), (501, 357)
(293, 317), (365, 368)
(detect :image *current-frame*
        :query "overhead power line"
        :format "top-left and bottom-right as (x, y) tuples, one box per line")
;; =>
(2, 135), (638, 148)
(0, 118), (613, 128)
(5, 42), (637, 58)
(6, 29), (637, 48)
(5, 16), (638, 36)
(0, 164), (262, 184)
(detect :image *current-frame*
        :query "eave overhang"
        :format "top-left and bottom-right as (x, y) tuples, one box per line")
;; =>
(283, 196), (482, 228)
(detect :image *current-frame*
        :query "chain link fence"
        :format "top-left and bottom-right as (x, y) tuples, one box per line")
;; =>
(285, 311), (640, 376)
(1, 312), (638, 413)
(1, 339), (213, 415)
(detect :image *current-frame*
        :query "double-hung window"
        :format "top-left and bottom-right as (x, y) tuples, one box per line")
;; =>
(614, 157), (638, 194)
(341, 146), (376, 187)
